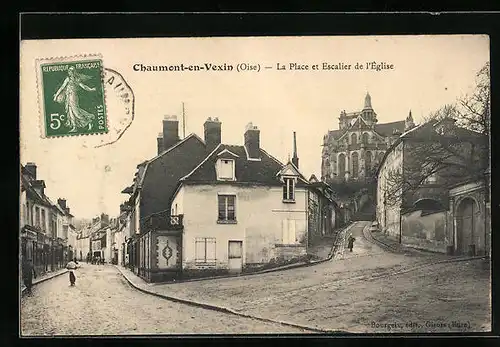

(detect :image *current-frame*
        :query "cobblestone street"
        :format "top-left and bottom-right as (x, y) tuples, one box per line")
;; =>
(20, 222), (491, 335)
(143, 222), (491, 333)
(20, 264), (307, 335)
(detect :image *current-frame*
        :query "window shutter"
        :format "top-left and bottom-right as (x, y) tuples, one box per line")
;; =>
(283, 184), (287, 200)
(206, 239), (216, 262)
(282, 219), (289, 244)
(195, 239), (205, 262)
(288, 220), (296, 243)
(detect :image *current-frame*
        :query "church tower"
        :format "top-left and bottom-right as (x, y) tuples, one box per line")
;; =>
(361, 92), (377, 126)
(405, 110), (415, 131)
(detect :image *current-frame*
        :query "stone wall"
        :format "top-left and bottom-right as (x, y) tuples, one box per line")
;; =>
(402, 209), (447, 253)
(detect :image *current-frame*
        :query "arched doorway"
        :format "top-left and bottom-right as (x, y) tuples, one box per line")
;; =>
(456, 197), (476, 255)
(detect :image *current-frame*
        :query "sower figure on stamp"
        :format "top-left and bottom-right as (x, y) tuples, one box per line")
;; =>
(22, 258), (37, 296)
(66, 258), (78, 286)
(347, 233), (356, 252)
(53, 66), (96, 133)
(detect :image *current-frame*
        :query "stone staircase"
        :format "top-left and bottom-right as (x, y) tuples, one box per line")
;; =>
(351, 198), (376, 221)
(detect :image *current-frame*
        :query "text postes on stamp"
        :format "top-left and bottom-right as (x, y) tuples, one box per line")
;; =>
(36, 55), (107, 138)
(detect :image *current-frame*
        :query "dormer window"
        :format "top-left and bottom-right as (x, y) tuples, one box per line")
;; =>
(282, 177), (296, 202)
(216, 158), (235, 181)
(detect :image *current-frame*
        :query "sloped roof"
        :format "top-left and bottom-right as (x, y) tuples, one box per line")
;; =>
(373, 120), (406, 137)
(325, 120), (405, 141)
(181, 144), (308, 187)
(139, 134), (209, 219)
(20, 167), (52, 207)
(376, 119), (486, 177)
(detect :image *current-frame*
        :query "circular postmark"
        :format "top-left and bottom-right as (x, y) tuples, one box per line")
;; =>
(92, 68), (135, 148)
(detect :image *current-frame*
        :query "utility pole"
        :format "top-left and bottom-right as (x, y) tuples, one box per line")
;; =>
(182, 102), (186, 139)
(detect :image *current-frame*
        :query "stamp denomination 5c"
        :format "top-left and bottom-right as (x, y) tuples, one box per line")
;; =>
(36, 55), (108, 138)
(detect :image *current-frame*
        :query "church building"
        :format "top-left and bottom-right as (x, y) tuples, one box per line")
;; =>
(321, 93), (415, 182)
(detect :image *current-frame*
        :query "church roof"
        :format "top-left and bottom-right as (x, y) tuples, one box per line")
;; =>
(325, 120), (405, 141)
(373, 120), (406, 137)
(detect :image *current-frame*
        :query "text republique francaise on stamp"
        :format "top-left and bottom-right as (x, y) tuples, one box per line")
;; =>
(36, 55), (108, 138)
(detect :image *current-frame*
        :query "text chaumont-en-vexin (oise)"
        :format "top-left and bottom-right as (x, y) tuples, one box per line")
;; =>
(131, 61), (395, 73)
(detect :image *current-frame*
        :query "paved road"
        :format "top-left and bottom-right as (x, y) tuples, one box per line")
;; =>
(20, 264), (307, 335)
(145, 222), (490, 333)
(20, 222), (491, 334)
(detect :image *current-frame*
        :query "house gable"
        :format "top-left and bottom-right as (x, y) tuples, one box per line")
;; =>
(139, 135), (208, 220)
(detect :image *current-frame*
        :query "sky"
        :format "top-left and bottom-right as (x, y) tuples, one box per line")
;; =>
(20, 35), (490, 220)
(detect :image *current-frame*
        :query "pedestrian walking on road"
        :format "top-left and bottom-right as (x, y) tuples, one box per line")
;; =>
(66, 258), (78, 286)
(22, 258), (37, 295)
(347, 234), (356, 252)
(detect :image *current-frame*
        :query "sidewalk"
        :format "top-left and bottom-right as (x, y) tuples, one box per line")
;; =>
(21, 268), (69, 295)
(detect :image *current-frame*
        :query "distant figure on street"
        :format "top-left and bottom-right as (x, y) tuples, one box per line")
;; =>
(66, 258), (78, 286)
(101, 256), (105, 265)
(22, 258), (37, 295)
(347, 234), (356, 252)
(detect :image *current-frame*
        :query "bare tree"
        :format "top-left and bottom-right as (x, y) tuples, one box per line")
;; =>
(383, 62), (490, 208)
(457, 62), (490, 137)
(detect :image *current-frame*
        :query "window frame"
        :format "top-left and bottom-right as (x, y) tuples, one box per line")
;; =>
(282, 176), (296, 203)
(216, 158), (236, 181)
(217, 194), (237, 223)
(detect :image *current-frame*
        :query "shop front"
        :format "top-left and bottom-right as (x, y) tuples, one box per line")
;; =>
(135, 212), (184, 283)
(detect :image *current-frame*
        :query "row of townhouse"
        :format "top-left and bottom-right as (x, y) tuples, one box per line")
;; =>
(74, 213), (115, 262)
(115, 115), (343, 283)
(376, 117), (491, 256)
(20, 162), (77, 277)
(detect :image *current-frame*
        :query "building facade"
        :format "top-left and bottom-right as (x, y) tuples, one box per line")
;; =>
(20, 163), (76, 280)
(122, 116), (333, 283)
(307, 174), (342, 245)
(321, 93), (413, 182)
(121, 116), (218, 280)
(376, 118), (489, 255)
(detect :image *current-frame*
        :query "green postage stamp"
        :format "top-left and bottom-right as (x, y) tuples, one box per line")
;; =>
(36, 55), (108, 137)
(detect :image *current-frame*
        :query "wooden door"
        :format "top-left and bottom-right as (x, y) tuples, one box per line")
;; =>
(457, 198), (475, 255)
(228, 241), (243, 273)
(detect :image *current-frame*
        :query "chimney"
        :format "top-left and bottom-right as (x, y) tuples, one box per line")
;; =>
(244, 122), (261, 160)
(32, 180), (46, 196)
(204, 117), (222, 151)
(120, 203), (129, 214)
(156, 132), (164, 155)
(25, 162), (37, 180)
(57, 198), (67, 210)
(292, 131), (299, 169)
(162, 115), (180, 150)
(101, 213), (110, 226)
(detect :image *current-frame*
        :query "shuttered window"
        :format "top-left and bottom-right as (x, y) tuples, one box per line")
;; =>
(282, 219), (297, 244)
(195, 237), (216, 263)
(217, 159), (234, 180)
